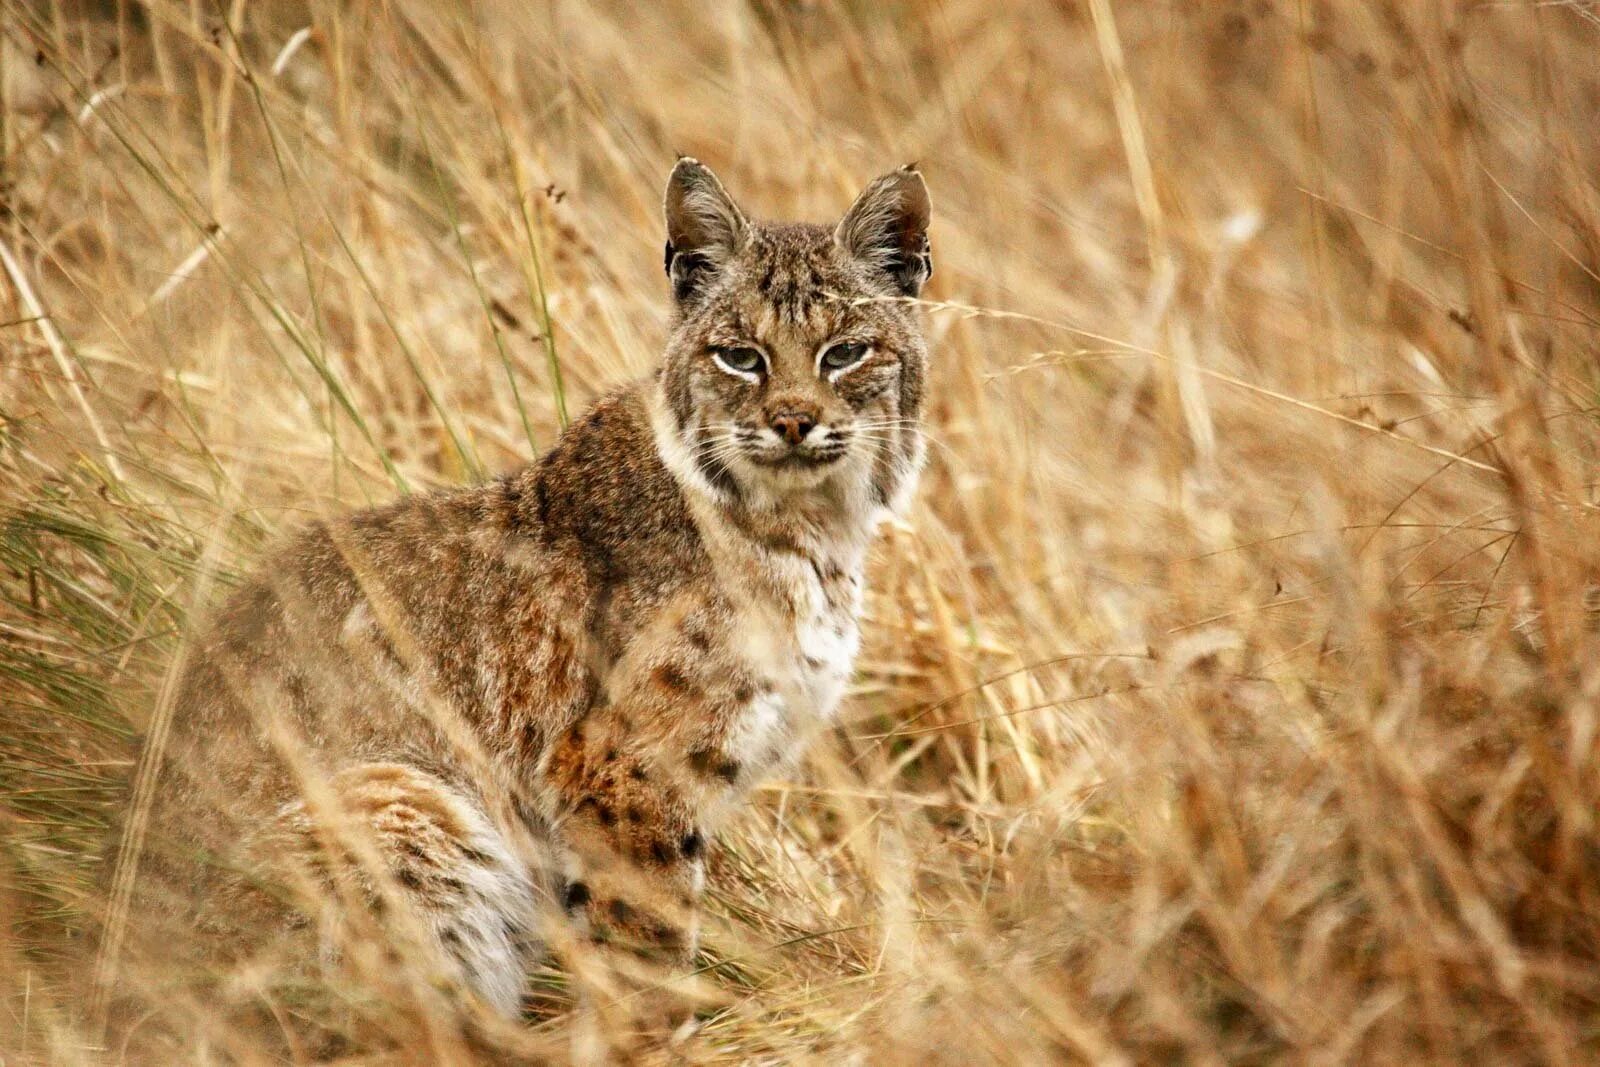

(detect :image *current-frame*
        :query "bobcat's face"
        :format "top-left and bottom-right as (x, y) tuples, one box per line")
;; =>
(657, 162), (931, 510)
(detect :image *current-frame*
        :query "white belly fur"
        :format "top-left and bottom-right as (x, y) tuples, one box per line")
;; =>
(728, 549), (863, 772)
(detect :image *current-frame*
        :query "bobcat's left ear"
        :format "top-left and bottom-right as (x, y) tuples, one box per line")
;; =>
(835, 164), (932, 297)
(664, 157), (747, 304)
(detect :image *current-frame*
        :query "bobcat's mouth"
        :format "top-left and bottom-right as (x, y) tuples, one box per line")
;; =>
(749, 451), (843, 470)
(718, 423), (852, 474)
(748, 441), (849, 469)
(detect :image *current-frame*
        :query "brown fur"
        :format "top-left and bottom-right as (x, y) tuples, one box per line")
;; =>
(104, 160), (932, 1048)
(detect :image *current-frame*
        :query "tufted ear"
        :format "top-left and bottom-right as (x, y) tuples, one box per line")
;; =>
(663, 158), (747, 304)
(834, 165), (932, 297)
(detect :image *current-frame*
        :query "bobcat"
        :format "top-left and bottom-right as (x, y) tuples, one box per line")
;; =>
(101, 159), (932, 1048)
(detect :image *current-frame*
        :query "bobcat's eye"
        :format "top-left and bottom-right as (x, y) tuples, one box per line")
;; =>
(820, 342), (870, 375)
(712, 346), (765, 377)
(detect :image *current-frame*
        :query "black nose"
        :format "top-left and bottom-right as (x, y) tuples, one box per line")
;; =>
(770, 411), (816, 445)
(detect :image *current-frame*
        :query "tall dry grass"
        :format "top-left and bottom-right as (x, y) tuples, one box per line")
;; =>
(2, 0), (1599, 1061)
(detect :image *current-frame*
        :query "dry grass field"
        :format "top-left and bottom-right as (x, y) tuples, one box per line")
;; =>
(3, 0), (1600, 1062)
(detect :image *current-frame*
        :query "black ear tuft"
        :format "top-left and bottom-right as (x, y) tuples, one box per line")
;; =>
(834, 166), (932, 297)
(663, 158), (747, 303)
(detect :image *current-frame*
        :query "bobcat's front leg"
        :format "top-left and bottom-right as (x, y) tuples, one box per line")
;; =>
(546, 712), (708, 965)
(541, 612), (769, 1047)
(542, 702), (733, 1054)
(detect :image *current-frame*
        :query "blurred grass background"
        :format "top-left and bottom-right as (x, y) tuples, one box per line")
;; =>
(2, 0), (1599, 1061)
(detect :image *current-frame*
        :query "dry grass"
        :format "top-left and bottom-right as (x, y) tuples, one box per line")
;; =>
(3, 0), (1600, 1062)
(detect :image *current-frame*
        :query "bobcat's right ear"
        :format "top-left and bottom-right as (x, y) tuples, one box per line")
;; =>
(663, 158), (747, 304)
(835, 165), (932, 297)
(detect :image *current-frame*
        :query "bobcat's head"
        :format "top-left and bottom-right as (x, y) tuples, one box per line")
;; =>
(654, 159), (931, 515)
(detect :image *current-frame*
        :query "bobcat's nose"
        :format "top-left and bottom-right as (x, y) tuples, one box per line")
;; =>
(769, 410), (817, 445)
